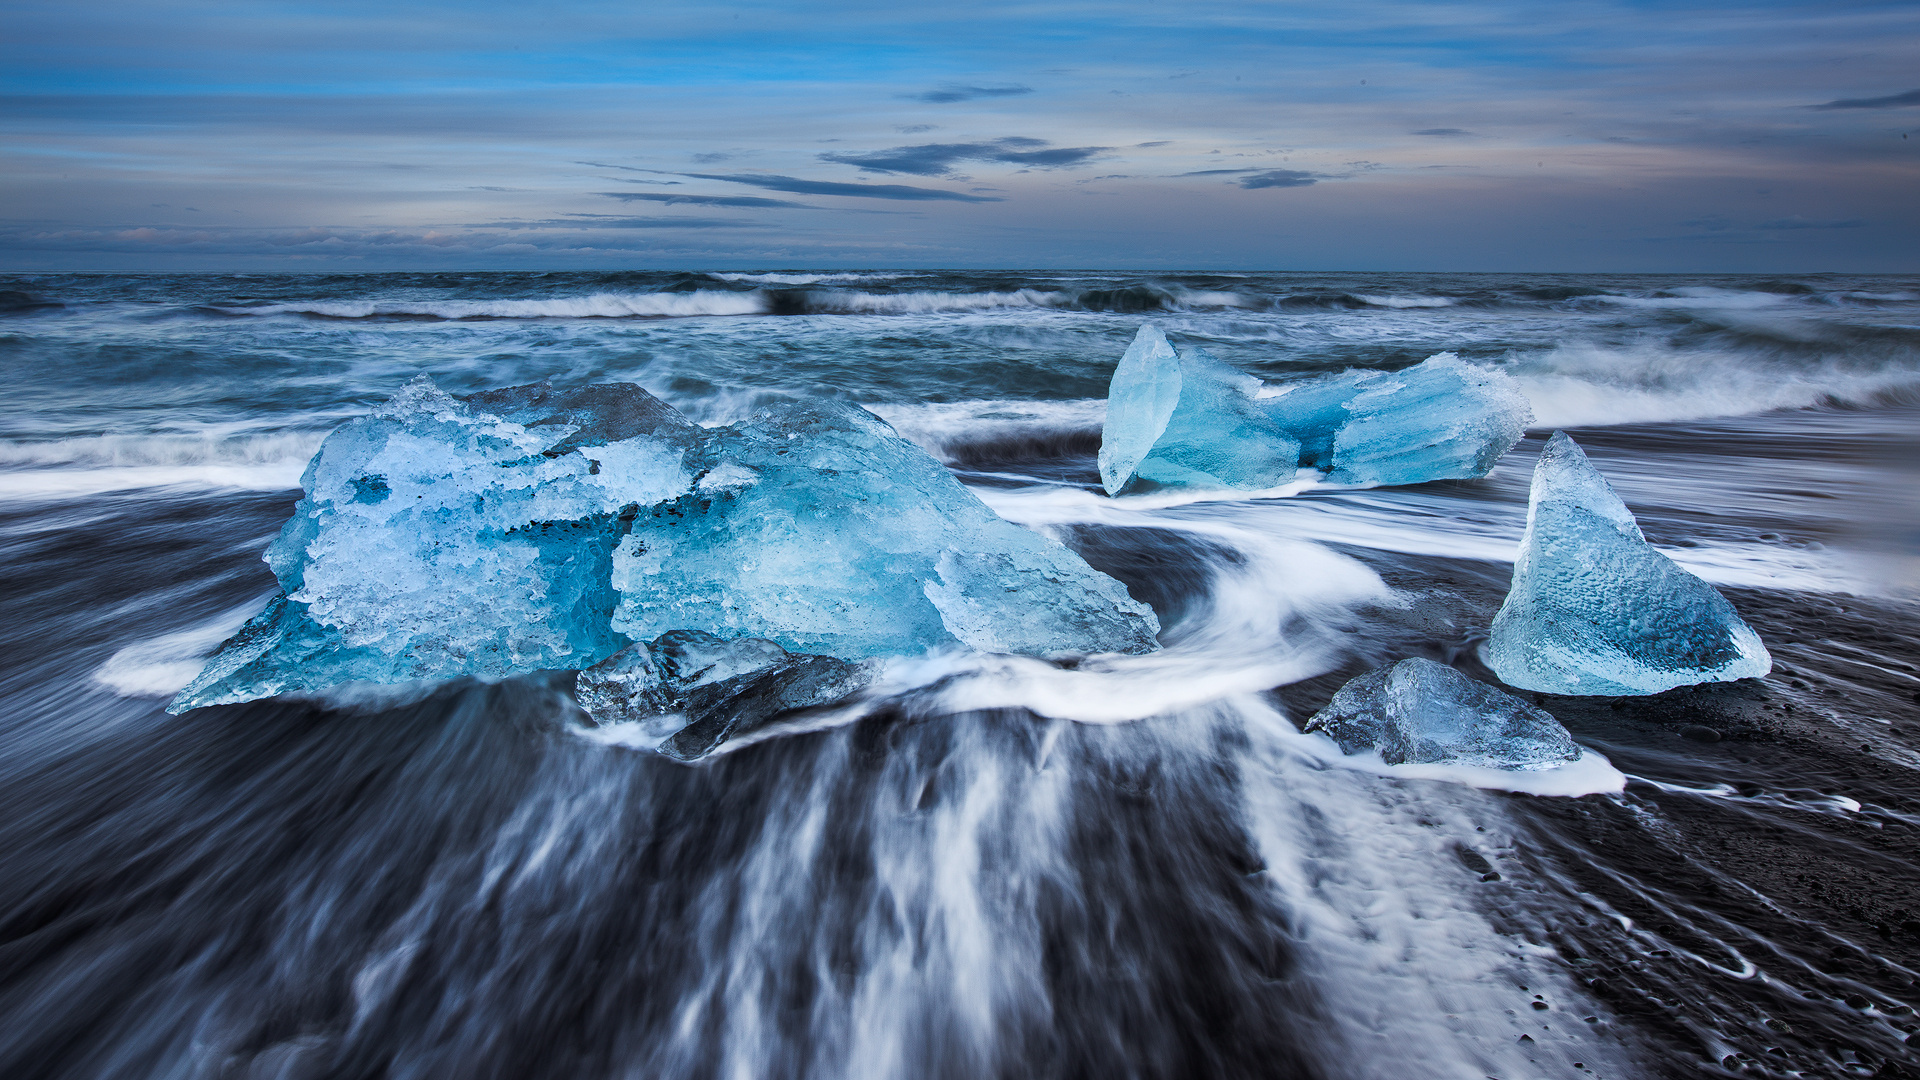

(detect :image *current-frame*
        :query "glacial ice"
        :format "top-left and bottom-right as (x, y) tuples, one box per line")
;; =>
(1260, 353), (1532, 485)
(577, 630), (873, 760)
(1097, 325), (1532, 495)
(1487, 432), (1771, 696)
(613, 399), (1162, 658)
(171, 378), (1158, 713)
(1098, 325), (1302, 495)
(1305, 657), (1582, 770)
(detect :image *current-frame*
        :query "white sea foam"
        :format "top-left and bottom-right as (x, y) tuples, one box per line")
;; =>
(866, 398), (1108, 457)
(0, 431), (324, 499)
(219, 290), (768, 320)
(91, 602), (264, 697)
(1353, 294), (1457, 308)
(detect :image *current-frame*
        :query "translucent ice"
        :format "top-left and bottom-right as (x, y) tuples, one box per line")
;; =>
(1098, 325), (1302, 495)
(613, 400), (1162, 658)
(173, 382), (1158, 713)
(1261, 353), (1532, 485)
(576, 630), (873, 760)
(171, 377), (701, 712)
(1487, 432), (1771, 696)
(1305, 657), (1581, 770)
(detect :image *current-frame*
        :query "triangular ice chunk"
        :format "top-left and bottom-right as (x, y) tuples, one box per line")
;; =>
(1487, 432), (1771, 696)
(1097, 325), (1302, 495)
(613, 400), (1162, 658)
(1305, 657), (1581, 770)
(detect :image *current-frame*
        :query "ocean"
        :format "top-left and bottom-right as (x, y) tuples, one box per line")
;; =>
(2, 269), (1917, 1079)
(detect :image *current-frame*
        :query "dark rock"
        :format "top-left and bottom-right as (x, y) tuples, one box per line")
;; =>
(1679, 724), (1722, 742)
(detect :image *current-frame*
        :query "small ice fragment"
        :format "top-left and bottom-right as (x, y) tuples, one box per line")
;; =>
(575, 629), (872, 760)
(1098, 325), (1302, 495)
(1261, 353), (1531, 485)
(1487, 432), (1772, 696)
(613, 400), (1161, 659)
(1305, 657), (1582, 770)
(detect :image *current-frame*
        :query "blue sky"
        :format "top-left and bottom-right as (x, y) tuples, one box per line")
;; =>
(3, 0), (1916, 270)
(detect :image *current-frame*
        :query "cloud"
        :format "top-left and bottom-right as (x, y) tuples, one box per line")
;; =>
(1239, 170), (1318, 189)
(599, 192), (815, 209)
(690, 152), (734, 163)
(819, 137), (1106, 176)
(1411, 128), (1472, 136)
(908, 84), (1033, 104)
(1807, 89), (1920, 110)
(1754, 217), (1867, 229)
(1178, 168), (1259, 176)
(679, 172), (1001, 201)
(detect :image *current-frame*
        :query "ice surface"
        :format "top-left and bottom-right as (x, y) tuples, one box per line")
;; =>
(575, 629), (873, 760)
(1098, 325), (1302, 495)
(614, 400), (1162, 658)
(173, 380), (1157, 713)
(171, 377), (700, 711)
(1487, 432), (1772, 696)
(1261, 353), (1532, 485)
(1305, 657), (1582, 770)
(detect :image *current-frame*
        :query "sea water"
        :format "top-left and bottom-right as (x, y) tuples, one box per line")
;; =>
(2, 270), (1918, 1079)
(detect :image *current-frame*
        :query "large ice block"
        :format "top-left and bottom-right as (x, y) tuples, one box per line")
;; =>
(1487, 432), (1771, 696)
(171, 377), (701, 712)
(1305, 657), (1581, 770)
(612, 400), (1162, 659)
(1097, 325), (1302, 495)
(1260, 353), (1531, 485)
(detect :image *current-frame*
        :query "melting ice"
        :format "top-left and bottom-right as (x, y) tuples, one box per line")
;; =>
(170, 379), (1158, 715)
(1487, 431), (1772, 695)
(1305, 657), (1582, 770)
(1098, 324), (1532, 494)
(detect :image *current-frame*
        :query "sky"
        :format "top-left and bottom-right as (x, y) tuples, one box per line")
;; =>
(3, 0), (1917, 271)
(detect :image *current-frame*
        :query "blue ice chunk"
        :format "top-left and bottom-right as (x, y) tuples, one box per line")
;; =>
(613, 400), (1162, 659)
(1305, 657), (1582, 770)
(170, 376), (700, 712)
(575, 630), (874, 759)
(1261, 353), (1532, 485)
(1487, 432), (1772, 696)
(1098, 325), (1302, 495)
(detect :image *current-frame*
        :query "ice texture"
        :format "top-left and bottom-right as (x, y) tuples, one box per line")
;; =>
(170, 377), (701, 711)
(1261, 353), (1532, 485)
(576, 630), (873, 760)
(1305, 658), (1582, 770)
(1487, 432), (1771, 696)
(172, 379), (1157, 713)
(614, 400), (1162, 658)
(1098, 325), (1302, 495)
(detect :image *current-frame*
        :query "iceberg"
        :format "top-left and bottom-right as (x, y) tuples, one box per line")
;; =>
(577, 630), (873, 760)
(613, 400), (1162, 658)
(170, 377), (701, 711)
(171, 379), (1158, 713)
(1305, 657), (1582, 770)
(1096, 326), (1532, 495)
(1260, 353), (1532, 485)
(1487, 432), (1771, 696)
(1098, 325), (1302, 495)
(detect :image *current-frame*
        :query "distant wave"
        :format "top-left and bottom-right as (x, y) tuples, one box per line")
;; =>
(209, 291), (768, 321)
(0, 431), (322, 499)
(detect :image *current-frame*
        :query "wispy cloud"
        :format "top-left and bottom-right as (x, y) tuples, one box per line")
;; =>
(680, 172), (1000, 202)
(1411, 128), (1473, 137)
(1239, 170), (1318, 189)
(820, 138), (1105, 176)
(1807, 89), (1920, 110)
(1754, 217), (1867, 229)
(598, 192), (815, 209)
(907, 84), (1033, 104)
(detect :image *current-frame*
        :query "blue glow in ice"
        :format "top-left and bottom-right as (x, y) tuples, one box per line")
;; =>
(1098, 325), (1302, 495)
(172, 381), (1158, 713)
(1261, 353), (1531, 485)
(613, 400), (1162, 659)
(1487, 432), (1771, 696)
(1305, 657), (1582, 770)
